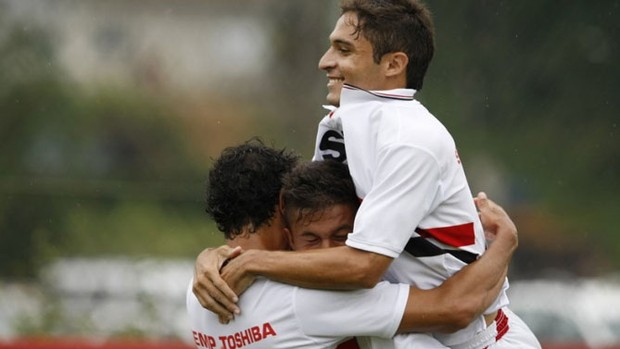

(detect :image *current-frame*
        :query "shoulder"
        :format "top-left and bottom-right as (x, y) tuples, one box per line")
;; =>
(394, 102), (453, 145)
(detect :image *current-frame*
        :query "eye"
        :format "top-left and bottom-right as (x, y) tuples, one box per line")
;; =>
(303, 235), (320, 244)
(334, 234), (348, 242)
(336, 44), (351, 54)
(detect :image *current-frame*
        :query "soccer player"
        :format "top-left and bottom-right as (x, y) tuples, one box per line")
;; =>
(188, 140), (517, 349)
(194, 1), (540, 348)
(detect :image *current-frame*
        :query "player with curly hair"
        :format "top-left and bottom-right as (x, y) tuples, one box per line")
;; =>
(188, 140), (518, 349)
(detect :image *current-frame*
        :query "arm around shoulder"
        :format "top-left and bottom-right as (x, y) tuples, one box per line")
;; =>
(224, 245), (393, 290)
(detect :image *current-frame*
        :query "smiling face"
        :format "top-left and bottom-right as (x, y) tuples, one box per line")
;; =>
(285, 203), (356, 251)
(318, 12), (389, 106)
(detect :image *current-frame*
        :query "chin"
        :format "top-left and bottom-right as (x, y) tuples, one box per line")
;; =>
(326, 93), (341, 107)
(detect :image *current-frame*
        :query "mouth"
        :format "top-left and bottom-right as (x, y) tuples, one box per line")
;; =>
(327, 77), (344, 86)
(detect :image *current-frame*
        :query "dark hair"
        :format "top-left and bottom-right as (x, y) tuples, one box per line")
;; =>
(340, 0), (435, 90)
(281, 160), (360, 227)
(205, 139), (299, 239)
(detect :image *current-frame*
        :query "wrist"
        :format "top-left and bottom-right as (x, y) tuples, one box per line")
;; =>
(493, 226), (518, 254)
(239, 249), (267, 276)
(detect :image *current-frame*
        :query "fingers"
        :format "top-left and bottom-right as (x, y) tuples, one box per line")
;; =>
(192, 277), (235, 323)
(226, 246), (243, 260)
(474, 192), (518, 247)
(212, 247), (242, 307)
(192, 265), (241, 320)
(218, 313), (231, 325)
(192, 245), (242, 321)
(216, 246), (243, 269)
(207, 273), (241, 315)
(475, 191), (504, 225)
(473, 191), (489, 211)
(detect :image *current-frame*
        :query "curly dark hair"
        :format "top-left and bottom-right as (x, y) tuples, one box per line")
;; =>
(340, 0), (435, 90)
(281, 160), (360, 227)
(205, 139), (300, 239)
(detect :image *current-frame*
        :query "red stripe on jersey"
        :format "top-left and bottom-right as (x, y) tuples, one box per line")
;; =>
(416, 222), (475, 247)
(336, 338), (360, 349)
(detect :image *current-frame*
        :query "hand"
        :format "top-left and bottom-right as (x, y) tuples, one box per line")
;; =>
(220, 249), (261, 302)
(192, 245), (242, 323)
(474, 192), (518, 248)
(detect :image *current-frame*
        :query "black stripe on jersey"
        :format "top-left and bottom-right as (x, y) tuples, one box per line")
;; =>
(404, 237), (478, 264)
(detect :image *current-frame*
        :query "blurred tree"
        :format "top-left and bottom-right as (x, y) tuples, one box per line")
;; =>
(261, 0), (336, 157)
(0, 15), (218, 278)
(422, 0), (620, 271)
(0, 13), (69, 278)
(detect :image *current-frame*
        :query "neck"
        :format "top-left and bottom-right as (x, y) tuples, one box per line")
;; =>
(227, 232), (268, 251)
(225, 218), (287, 252)
(383, 76), (407, 90)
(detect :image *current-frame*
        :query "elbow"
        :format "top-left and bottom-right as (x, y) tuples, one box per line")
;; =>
(452, 310), (478, 332)
(344, 249), (386, 288)
(348, 262), (382, 289)
(442, 299), (481, 332)
(357, 271), (382, 288)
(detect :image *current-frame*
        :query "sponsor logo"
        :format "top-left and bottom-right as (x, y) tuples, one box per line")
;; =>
(192, 322), (277, 349)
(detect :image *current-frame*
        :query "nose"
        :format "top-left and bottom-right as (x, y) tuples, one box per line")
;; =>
(318, 47), (334, 71)
(323, 239), (345, 249)
(321, 239), (335, 249)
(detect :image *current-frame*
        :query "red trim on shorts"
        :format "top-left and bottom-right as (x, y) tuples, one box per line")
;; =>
(495, 308), (510, 341)
(483, 308), (510, 349)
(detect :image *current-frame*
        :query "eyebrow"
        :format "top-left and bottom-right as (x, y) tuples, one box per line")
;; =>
(333, 224), (354, 234)
(332, 38), (355, 48)
(300, 224), (353, 237)
(300, 232), (319, 238)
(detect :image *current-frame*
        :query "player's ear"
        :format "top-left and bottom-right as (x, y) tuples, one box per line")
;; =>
(283, 226), (294, 250)
(278, 192), (295, 249)
(383, 51), (408, 78)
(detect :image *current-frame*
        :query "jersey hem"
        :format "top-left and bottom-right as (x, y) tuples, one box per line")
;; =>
(346, 238), (401, 259)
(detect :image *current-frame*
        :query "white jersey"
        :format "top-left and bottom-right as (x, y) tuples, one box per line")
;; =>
(313, 84), (510, 347)
(186, 277), (408, 349)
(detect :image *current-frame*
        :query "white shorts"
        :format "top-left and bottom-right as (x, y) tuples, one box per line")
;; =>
(487, 307), (541, 349)
(449, 307), (540, 349)
(361, 307), (540, 349)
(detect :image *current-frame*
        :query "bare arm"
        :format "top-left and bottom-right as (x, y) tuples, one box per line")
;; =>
(193, 192), (515, 326)
(397, 192), (517, 333)
(222, 244), (392, 290)
(192, 240), (391, 322)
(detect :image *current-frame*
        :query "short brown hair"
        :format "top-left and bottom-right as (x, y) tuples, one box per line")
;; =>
(281, 160), (359, 227)
(340, 0), (435, 90)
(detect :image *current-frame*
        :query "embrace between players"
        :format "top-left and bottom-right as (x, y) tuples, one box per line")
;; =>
(188, 1), (541, 348)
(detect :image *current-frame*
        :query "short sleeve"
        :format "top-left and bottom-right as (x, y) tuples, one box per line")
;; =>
(294, 281), (409, 338)
(346, 144), (441, 258)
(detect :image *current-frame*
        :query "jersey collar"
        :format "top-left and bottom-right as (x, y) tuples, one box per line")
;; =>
(340, 84), (416, 105)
